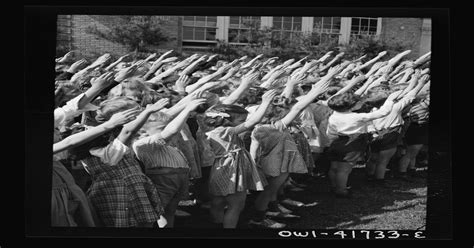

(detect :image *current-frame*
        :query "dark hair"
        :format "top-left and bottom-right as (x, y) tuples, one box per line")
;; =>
(318, 86), (342, 101)
(327, 92), (360, 112)
(261, 105), (291, 125)
(352, 89), (390, 112)
(237, 87), (266, 106)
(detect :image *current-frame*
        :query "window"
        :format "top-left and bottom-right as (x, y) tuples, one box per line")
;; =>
(312, 17), (341, 44)
(228, 16), (261, 44)
(182, 16), (218, 42)
(350, 17), (378, 37)
(272, 16), (303, 41)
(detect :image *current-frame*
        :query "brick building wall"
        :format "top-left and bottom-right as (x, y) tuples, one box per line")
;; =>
(380, 18), (424, 59)
(59, 16), (430, 60)
(63, 15), (180, 59)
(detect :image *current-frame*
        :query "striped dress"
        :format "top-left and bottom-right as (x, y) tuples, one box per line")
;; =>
(206, 123), (267, 196)
(81, 153), (164, 227)
(252, 121), (308, 177)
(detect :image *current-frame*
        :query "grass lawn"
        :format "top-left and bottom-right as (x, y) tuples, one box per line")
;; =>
(175, 167), (427, 230)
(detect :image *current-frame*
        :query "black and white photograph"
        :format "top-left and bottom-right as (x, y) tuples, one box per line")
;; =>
(24, 5), (452, 241)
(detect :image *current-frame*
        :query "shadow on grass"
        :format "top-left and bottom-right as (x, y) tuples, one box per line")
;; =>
(175, 167), (427, 230)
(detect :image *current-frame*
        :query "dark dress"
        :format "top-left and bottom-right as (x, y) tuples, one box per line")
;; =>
(81, 153), (164, 227)
(51, 160), (97, 227)
(252, 122), (308, 177)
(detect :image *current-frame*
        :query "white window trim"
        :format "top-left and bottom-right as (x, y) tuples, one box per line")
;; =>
(180, 16), (383, 46)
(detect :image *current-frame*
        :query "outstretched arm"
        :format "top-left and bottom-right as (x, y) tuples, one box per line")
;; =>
(329, 75), (366, 100)
(243, 89), (278, 130)
(159, 99), (207, 140)
(281, 72), (306, 100)
(221, 73), (258, 105)
(117, 98), (169, 146)
(278, 65), (341, 126)
(53, 108), (139, 154)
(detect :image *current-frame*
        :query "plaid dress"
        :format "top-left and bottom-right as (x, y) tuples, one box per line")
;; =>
(206, 124), (267, 196)
(252, 122), (308, 177)
(81, 153), (164, 227)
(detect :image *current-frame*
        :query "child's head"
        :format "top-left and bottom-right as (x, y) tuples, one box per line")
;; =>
(107, 77), (152, 104)
(237, 87), (266, 106)
(141, 111), (172, 135)
(95, 96), (140, 123)
(327, 92), (360, 112)
(202, 104), (249, 128)
(317, 85), (342, 101)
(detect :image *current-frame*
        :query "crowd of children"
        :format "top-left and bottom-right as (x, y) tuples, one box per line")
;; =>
(52, 47), (430, 229)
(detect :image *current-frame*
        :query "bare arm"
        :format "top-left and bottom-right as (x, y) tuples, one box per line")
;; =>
(358, 92), (398, 122)
(77, 72), (115, 109)
(221, 73), (258, 105)
(281, 73), (306, 99)
(243, 89), (277, 129)
(329, 75), (366, 100)
(355, 51), (387, 72)
(117, 98), (169, 146)
(354, 75), (376, 95)
(279, 66), (341, 126)
(53, 108), (139, 154)
(160, 99), (206, 140)
(249, 136), (260, 163)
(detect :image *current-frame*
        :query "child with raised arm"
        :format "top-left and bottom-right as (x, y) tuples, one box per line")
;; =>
(198, 89), (277, 228)
(71, 97), (169, 228)
(325, 89), (399, 197)
(51, 71), (121, 227)
(248, 69), (335, 229)
(132, 98), (207, 228)
(365, 71), (427, 184)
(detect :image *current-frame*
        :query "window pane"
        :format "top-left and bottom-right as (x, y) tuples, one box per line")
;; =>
(207, 16), (217, 23)
(352, 18), (360, 26)
(283, 16), (292, 23)
(369, 24), (377, 33)
(293, 23), (302, 30)
(293, 17), (302, 23)
(370, 19), (378, 28)
(230, 16), (240, 25)
(240, 30), (249, 42)
(184, 16), (194, 21)
(273, 21), (282, 30)
(333, 17), (341, 31)
(206, 28), (216, 40)
(195, 27), (205, 40)
(183, 20), (194, 26)
(361, 18), (369, 27)
(314, 17), (322, 25)
(183, 27), (194, 40)
(283, 21), (292, 30)
(196, 16), (206, 22)
(273, 16), (282, 22)
(228, 29), (238, 42)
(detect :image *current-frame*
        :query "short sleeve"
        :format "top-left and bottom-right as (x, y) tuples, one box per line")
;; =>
(132, 133), (166, 155)
(89, 138), (130, 166)
(54, 93), (99, 128)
